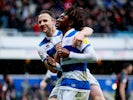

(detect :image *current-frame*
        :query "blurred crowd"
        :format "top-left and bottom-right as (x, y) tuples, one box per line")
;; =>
(0, 0), (132, 34)
(0, 74), (46, 100)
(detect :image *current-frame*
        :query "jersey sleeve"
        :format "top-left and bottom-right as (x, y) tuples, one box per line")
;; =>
(66, 38), (98, 64)
(77, 38), (91, 52)
(120, 73), (127, 84)
(37, 45), (48, 62)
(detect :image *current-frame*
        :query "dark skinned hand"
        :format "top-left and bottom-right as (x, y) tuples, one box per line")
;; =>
(46, 56), (56, 67)
(57, 48), (70, 58)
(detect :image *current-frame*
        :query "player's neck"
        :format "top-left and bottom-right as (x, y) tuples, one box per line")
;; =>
(62, 27), (72, 36)
(52, 26), (57, 35)
(46, 27), (57, 37)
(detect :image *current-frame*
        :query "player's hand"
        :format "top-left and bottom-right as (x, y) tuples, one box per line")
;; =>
(54, 52), (60, 62)
(56, 43), (62, 50)
(73, 34), (83, 47)
(57, 48), (70, 58)
(46, 56), (56, 67)
(73, 27), (93, 47)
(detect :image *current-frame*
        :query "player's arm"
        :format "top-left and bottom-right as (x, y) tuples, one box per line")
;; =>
(119, 76), (127, 100)
(44, 59), (57, 73)
(69, 45), (98, 62)
(119, 83), (126, 100)
(46, 52), (63, 72)
(40, 70), (50, 90)
(57, 38), (98, 63)
(73, 27), (93, 47)
(57, 46), (98, 63)
(37, 46), (57, 73)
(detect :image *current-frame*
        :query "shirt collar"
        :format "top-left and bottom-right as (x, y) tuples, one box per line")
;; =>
(64, 28), (75, 37)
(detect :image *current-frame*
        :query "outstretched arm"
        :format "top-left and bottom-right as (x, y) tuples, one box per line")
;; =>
(73, 27), (93, 47)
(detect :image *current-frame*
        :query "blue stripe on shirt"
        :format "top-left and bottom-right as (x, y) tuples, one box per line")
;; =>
(51, 76), (57, 80)
(39, 38), (50, 46)
(62, 63), (87, 72)
(47, 47), (56, 57)
(63, 46), (80, 53)
(61, 78), (90, 90)
(65, 30), (78, 37)
(54, 30), (62, 36)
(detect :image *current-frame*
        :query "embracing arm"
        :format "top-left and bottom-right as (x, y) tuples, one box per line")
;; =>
(57, 45), (99, 63)
(69, 46), (98, 63)
(73, 27), (93, 47)
(37, 46), (57, 73)
(80, 27), (93, 37)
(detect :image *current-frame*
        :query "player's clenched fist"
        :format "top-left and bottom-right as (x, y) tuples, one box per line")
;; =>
(46, 56), (56, 67)
(57, 48), (70, 58)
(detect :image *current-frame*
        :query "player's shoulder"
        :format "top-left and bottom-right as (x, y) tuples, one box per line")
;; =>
(76, 37), (91, 51)
(54, 30), (62, 36)
(64, 29), (78, 38)
(38, 37), (48, 47)
(82, 38), (91, 45)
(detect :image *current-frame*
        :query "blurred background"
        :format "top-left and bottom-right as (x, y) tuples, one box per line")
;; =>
(0, 0), (133, 100)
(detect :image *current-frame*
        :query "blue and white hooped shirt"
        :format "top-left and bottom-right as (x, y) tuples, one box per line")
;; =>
(37, 30), (62, 61)
(60, 28), (91, 91)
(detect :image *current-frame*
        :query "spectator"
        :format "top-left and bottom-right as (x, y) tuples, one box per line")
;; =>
(2, 74), (16, 100)
(115, 63), (133, 100)
(0, 83), (3, 100)
(0, 0), (132, 34)
(21, 79), (30, 96)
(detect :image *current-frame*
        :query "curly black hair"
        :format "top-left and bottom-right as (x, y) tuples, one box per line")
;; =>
(64, 7), (86, 31)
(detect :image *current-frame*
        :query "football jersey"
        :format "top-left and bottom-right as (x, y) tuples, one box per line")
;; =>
(61, 28), (91, 71)
(60, 28), (90, 91)
(115, 71), (129, 100)
(37, 30), (62, 61)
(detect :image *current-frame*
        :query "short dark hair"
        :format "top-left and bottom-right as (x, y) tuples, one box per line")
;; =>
(123, 63), (132, 69)
(64, 7), (85, 30)
(38, 10), (56, 19)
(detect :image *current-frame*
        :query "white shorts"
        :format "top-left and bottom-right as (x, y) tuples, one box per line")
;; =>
(49, 86), (59, 98)
(87, 69), (100, 86)
(57, 89), (90, 100)
(49, 69), (99, 98)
